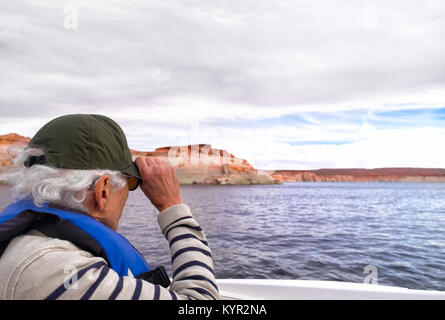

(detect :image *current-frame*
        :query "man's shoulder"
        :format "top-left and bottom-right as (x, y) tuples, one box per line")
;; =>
(0, 230), (105, 299)
(0, 229), (95, 285)
(3, 229), (92, 260)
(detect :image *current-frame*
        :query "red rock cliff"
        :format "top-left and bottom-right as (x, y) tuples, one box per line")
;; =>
(131, 144), (277, 184)
(271, 168), (445, 182)
(0, 133), (30, 170)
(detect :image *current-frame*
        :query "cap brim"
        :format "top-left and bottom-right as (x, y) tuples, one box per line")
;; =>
(121, 161), (142, 180)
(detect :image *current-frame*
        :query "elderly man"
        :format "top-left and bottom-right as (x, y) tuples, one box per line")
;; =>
(0, 114), (219, 300)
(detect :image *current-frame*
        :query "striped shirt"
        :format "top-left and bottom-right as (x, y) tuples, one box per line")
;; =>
(0, 204), (220, 300)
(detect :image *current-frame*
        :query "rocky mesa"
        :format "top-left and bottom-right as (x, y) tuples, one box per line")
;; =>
(0, 133), (30, 174)
(130, 144), (278, 185)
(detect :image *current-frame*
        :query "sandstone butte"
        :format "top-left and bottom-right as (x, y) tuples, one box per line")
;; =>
(2, 133), (445, 184)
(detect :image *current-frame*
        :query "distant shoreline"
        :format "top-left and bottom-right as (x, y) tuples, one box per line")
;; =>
(278, 180), (445, 183)
(3, 133), (445, 185)
(270, 168), (445, 183)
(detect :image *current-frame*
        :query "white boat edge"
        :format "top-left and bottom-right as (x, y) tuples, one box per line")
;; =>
(215, 279), (445, 300)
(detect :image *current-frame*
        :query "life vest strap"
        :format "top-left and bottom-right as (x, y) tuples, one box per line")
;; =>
(136, 266), (171, 288)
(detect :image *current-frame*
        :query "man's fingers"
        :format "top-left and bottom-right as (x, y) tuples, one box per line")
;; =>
(136, 157), (160, 179)
(146, 157), (164, 166)
(137, 156), (182, 212)
(135, 157), (148, 172)
(145, 157), (156, 166)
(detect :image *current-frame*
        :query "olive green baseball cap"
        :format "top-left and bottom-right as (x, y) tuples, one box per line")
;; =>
(26, 114), (141, 181)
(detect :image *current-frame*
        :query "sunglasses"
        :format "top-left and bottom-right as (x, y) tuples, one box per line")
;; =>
(126, 175), (140, 191)
(91, 175), (140, 191)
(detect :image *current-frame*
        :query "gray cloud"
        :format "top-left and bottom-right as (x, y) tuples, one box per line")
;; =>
(1, 0), (445, 120)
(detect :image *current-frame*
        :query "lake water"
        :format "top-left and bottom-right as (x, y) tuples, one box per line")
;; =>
(1, 182), (445, 291)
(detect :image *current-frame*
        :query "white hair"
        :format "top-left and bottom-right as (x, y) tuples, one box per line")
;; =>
(1, 147), (127, 213)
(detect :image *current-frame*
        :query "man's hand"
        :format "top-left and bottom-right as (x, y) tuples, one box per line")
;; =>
(135, 156), (183, 212)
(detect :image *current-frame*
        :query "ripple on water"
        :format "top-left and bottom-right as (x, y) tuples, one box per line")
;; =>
(1, 183), (445, 291)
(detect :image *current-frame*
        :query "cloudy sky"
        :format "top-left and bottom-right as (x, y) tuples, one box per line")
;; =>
(1, 0), (445, 169)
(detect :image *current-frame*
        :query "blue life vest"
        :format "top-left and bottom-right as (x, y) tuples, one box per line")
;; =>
(0, 199), (170, 286)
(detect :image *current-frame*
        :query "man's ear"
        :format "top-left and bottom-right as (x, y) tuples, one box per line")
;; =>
(94, 175), (110, 211)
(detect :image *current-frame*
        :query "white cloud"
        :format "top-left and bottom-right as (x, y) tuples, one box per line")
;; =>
(1, 0), (445, 169)
(251, 127), (445, 170)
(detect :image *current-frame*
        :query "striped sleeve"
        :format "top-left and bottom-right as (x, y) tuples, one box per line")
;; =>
(11, 204), (220, 300)
(157, 204), (219, 300)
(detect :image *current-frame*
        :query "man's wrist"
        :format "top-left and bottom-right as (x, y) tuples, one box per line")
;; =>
(157, 201), (184, 213)
(157, 203), (193, 232)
